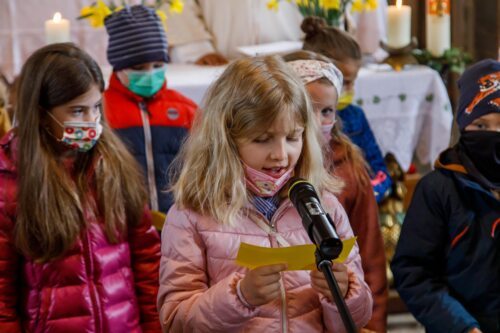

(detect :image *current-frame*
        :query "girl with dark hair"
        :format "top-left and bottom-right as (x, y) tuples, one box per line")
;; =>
(0, 43), (161, 333)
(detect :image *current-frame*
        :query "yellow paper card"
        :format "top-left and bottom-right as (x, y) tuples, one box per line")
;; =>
(235, 237), (357, 271)
(151, 210), (167, 231)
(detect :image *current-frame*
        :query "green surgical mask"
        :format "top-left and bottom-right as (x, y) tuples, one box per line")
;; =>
(125, 66), (166, 97)
(337, 90), (354, 110)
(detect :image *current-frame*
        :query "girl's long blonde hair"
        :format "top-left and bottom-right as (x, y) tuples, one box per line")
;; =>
(283, 50), (371, 188)
(170, 55), (342, 226)
(15, 43), (147, 262)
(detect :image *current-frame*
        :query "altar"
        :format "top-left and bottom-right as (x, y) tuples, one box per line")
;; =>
(153, 63), (453, 171)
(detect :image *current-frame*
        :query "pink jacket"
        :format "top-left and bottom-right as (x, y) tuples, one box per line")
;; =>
(0, 131), (162, 333)
(158, 192), (372, 332)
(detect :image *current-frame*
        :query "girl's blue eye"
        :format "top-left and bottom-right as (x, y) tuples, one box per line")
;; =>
(71, 108), (84, 115)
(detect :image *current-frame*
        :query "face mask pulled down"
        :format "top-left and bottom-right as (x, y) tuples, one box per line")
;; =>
(244, 163), (294, 197)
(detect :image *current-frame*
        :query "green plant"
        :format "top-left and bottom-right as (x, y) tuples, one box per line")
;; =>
(412, 47), (472, 75)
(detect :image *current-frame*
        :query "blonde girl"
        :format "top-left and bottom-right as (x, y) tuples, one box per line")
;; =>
(285, 50), (388, 333)
(158, 55), (372, 332)
(302, 16), (393, 203)
(0, 43), (161, 333)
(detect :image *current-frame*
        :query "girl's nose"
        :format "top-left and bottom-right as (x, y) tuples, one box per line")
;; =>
(270, 140), (287, 161)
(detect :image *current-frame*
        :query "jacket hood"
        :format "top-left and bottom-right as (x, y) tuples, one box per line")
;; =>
(435, 144), (500, 192)
(434, 146), (468, 175)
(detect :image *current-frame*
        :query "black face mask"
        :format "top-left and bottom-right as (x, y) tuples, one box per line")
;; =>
(459, 131), (500, 184)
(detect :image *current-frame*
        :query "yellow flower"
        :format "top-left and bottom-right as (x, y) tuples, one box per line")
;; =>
(295, 0), (311, 7)
(320, 0), (341, 10)
(267, 0), (280, 11)
(351, 0), (365, 12)
(365, 0), (378, 10)
(169, 0), (184, 14)
(80, 6), (93, 18)
(156, 9), (167, 22)
(80, 0), (112, 28)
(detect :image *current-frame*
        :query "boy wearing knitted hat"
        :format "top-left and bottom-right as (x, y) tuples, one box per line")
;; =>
(392, 59), (500, 333)
(103, 5), (197, 218)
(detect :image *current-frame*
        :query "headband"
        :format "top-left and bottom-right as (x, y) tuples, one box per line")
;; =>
(288, 59), (343, 97)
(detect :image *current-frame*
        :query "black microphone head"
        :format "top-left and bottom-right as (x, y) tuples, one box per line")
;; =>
(288, 177), (319, 207)
(288, 177), (343, 260)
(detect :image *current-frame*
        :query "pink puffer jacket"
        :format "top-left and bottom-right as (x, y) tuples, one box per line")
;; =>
(158, 192), (372, 332)
(0, 131), (162, 333)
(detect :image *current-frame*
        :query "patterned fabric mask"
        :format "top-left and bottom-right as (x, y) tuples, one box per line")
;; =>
(48, 113), (103, 152)
(125, 66), (166, 97)
(243, 163), (294, 197)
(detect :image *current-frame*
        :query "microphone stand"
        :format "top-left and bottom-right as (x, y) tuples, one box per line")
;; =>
(315, 249), (357, 333)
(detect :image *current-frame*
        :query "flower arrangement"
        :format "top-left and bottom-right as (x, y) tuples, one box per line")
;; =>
(412, 47), (472, 75)
(267, 0), (378, 27)
(78, 0), (184, 28)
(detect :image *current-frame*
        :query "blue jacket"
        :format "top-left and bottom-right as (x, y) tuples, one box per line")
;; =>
(391, 147), (500, 333)
(104, 74), (196, 213)
(338, 104), (392, 202)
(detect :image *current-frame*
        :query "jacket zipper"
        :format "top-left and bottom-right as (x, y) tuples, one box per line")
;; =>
(83, 229), (102, 333)
(138, 102), (159, 211)
(269, 204), (290, 333)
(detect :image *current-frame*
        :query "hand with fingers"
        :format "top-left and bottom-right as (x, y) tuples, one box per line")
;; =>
(240, 263), (287, 307)
(310, 263), (349, 301)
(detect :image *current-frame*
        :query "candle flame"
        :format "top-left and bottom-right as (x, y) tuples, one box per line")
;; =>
(396, 0), (402, 8)
(53, 12), (62, 22)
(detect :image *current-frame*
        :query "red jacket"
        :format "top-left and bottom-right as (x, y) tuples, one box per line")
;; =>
(0, 131), (161, 333)
(331, 141), (388, 333)
(104, 74), (197, 213)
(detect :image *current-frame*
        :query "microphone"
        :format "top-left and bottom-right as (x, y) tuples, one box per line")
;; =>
(288, 177), (343, 260)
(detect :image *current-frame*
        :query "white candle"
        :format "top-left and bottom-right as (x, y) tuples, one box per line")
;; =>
(426, 0), (451, 56)
(45, 12), (71, 44)
(386, 0), (411, 49)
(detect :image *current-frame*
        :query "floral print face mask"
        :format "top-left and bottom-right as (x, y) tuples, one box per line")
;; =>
(48, 113), (103, 152)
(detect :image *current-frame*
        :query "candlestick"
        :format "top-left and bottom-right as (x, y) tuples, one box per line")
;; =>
(426, 0), (451, 56)
(45, 12), (71, 44)
(387, 0), (411, 49)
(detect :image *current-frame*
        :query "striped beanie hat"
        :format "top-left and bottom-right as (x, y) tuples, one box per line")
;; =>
(104, 5), (169, 70)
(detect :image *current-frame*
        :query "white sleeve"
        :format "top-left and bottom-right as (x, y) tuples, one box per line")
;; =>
(162, 0), (213, 47)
